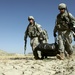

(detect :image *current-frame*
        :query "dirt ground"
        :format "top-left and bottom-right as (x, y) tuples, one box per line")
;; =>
(0, 53), (75, 75)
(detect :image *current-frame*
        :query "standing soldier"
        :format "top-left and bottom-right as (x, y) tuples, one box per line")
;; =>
(24, 16), (46, 59)
(53, 3), (75, 60)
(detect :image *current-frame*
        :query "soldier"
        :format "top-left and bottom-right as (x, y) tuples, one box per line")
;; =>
(24, 16), (46, 59)
(53, 3), (75, 60)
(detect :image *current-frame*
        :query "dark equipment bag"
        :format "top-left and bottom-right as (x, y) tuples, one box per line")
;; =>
(35, 42), (60, 59)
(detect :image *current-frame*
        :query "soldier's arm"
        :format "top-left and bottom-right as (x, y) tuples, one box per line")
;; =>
(36, 23), (42, 32)
(72, 31), (75, 41)
(54, 19), (58, 33)
(69, 13), (75, 21)
(53, 19), (58, 37)
(35, 23), (43, 36)
(69, 13), (75, 27)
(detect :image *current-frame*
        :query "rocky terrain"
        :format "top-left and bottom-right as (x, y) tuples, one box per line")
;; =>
(0, 49), (75, 75)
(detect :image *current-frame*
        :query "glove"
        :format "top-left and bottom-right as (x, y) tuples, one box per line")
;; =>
(54, 32), (57, 37)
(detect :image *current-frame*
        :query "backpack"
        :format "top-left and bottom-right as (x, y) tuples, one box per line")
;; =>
(39, 29), (48, 43)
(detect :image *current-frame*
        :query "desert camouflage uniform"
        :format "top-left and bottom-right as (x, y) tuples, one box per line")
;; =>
(24, 22), (43, 58)
(54, 11), (75, 55)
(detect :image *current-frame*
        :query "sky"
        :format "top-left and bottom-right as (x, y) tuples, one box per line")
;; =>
(0, 0), (75, 54)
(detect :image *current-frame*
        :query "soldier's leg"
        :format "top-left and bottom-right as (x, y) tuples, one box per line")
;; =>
(65, 32), (73, 57)
(31, 37), (40, 59)
(65, 37), (73, 57)
(58, 35), (65, 52)
(56, 35), (65, 60)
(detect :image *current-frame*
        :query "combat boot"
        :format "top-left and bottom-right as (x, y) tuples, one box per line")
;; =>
(34, 57), (40, 60)
(69, 54), (73, 58)
(56, 52), (64, 60)
(69, 51), (73, 58)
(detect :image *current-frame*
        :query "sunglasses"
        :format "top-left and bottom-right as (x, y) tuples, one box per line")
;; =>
(28, 19), (33, 21)
(59, 8), (65, 10)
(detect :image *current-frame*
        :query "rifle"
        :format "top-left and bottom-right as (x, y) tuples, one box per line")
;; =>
(24, 39), (27, 54)
(24, 28), (28, 55)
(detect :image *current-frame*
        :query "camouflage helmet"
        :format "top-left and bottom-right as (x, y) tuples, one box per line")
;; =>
(28, 16), (34, 20)
(58, 3), (67, 10)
